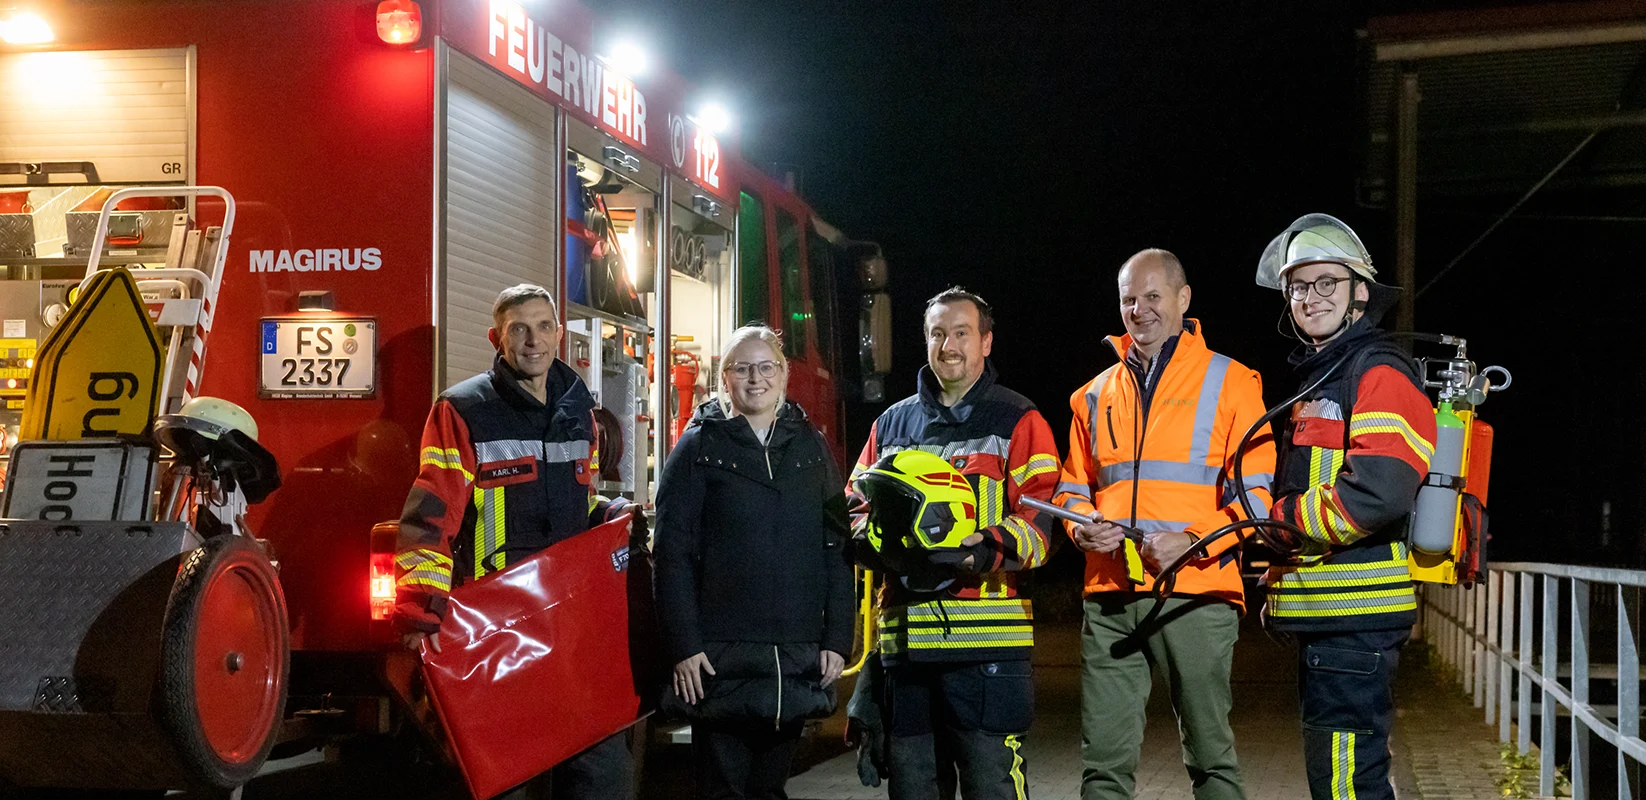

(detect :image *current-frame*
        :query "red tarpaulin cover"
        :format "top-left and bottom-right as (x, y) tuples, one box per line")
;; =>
(421, 516), (657, 799)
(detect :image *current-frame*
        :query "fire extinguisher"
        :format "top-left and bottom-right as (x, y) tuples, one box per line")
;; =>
(670, 336), (701, 446)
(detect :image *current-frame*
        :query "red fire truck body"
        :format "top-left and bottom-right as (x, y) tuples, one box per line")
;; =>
(0, 0), (883, 671)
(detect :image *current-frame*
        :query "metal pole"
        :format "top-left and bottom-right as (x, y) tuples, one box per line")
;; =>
(1573, 578), (1591, 800)
(1476, 577), (1489, 707)
(1541, 575), (1559, 798)
(1620, 585), (1640, 800)
(1487, 571), (1501, 724)
(1500, 572), (1515, 742)
(1518, 572), (1534, 755)
(1396, 70), (1420, 333)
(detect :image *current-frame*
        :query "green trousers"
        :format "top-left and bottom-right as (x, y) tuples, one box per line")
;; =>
(1080, 594), (1244, 800)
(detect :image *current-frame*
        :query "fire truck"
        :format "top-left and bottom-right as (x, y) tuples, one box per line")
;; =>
(0, 0), (891, 791)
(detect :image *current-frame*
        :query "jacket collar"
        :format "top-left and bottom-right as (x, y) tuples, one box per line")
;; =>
(1103, 318), (1205, 366)
(489, 353), (594, 423)
(689, 398), (810, 449)
(916, 357), (999, 422)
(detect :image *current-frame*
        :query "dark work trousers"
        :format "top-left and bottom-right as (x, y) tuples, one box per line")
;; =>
(692, 718), (804, 799)
(496, 730), (634, 800)
(885, 660), (1033, 800)
(1296, 628), (1409, 800)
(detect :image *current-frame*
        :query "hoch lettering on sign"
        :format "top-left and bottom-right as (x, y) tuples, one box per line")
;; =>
(40, 454), (94, 521)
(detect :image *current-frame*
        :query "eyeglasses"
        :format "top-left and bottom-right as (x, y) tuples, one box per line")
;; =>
(1285, 274), (1350, 301)
(728, 361), (781, 378)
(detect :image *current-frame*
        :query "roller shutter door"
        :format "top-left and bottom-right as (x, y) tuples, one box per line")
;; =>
(0, 48), (193, 185)
(442, 50), (559, 388)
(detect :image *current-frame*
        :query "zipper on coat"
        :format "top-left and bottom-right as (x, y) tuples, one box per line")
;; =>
(759, 423), (775, 479)
(1104, 407), (1119, 450)
(1126, 368), (1149, 529)
(772, 645), (782, 730)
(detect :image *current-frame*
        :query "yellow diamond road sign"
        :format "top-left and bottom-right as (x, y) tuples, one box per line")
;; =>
(22, 269), (164, 441)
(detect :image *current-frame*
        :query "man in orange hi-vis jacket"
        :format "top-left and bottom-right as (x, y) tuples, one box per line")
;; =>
(395, 284), (643, 800)
(1054, 250), (1275, 800)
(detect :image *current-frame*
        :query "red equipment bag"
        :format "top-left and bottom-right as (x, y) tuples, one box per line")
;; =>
(420, 515), (658, 799)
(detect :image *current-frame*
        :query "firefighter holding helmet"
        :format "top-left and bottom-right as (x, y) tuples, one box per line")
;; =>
(1256, 216), (1437, 800)
(847, 287), (1060, 800)
(393, 284), (644, 799)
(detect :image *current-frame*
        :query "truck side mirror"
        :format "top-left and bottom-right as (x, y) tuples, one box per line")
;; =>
(859, 291), (891, 402)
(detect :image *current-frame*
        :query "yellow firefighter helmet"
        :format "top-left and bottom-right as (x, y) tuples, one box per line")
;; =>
(854, 449), (978, 552)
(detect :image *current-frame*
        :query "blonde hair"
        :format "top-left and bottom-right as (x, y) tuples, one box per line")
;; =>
(718, 324), (787, 417)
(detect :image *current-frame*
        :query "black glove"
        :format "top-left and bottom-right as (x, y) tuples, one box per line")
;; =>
(625, 503), (651, 546)
(921, 539), (992, 575)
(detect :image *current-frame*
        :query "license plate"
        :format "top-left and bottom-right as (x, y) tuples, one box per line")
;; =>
(259, 317), (376, 399)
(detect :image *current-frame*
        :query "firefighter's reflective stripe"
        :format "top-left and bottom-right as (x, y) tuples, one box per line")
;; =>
(472, 486), (507, 578)
(1332, 731), (1357, 799)
(1098, 460), (1222, 487)
(396, 548), (454, 591)
(1295, 480), (1359, 545)
(1310, 448), (1344, 496)
(880, 435), (1009, 462)
(879, 598), (1034, 655)
(1009, 454), (1059, 485)
(977, 475), (1004, 527)
(420, 446), (474, 482)
(475, 439), (592, 463)
(1003, 516), (1044, 568)
(1349, 412), (1434, 463)
(1005, 735), (1028, 800)
(1268, 590), (1417, 617)
(1269, 543), (1416, 618)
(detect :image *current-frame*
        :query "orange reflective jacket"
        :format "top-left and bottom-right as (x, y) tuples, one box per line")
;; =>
(1054, 321), (1275, 610)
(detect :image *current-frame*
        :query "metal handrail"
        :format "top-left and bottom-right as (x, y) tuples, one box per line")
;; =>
(1419, 562), (1643, 799)
(842, 567), (876, 677)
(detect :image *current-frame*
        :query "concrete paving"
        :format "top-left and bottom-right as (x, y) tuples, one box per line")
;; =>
(786, 612), (1509, 800)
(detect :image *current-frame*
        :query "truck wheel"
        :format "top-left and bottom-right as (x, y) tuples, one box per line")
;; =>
(157, 535), (289, 789)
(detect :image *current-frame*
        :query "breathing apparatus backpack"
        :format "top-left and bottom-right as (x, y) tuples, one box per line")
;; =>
(853, 449), (979, 592)
(1401, 335), (1510, 587)
(1300, 334), (1509, 587)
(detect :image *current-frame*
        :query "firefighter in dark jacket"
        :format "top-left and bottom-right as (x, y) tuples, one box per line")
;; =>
(394, 284), (642, 800)
(1256, 216), (1437, 800)
(848, 287), (1059, 800)
(653, 324), (855, 800)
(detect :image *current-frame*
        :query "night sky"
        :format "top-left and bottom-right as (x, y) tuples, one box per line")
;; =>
(604, 0), (1646, 567)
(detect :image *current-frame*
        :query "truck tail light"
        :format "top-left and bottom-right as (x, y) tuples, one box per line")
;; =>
(370, 553), (395, 621)
(376, 0), (421, 46)
(370, 521), (399, 622)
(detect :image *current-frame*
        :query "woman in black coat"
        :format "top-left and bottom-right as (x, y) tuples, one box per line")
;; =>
(653, 324), (855, 800)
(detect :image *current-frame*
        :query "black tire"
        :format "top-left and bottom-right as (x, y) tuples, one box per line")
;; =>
(156, 535), (290, 790)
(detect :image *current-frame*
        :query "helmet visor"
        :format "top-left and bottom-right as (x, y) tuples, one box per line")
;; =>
(1256, 213), (1376, 290)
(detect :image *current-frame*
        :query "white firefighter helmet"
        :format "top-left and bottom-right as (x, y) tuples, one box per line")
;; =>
(1256, 213), (1377, 291)
(171, 396), (259, 441)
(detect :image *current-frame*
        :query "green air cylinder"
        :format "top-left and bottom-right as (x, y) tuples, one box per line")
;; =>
(1410, 402), (1465, 555)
